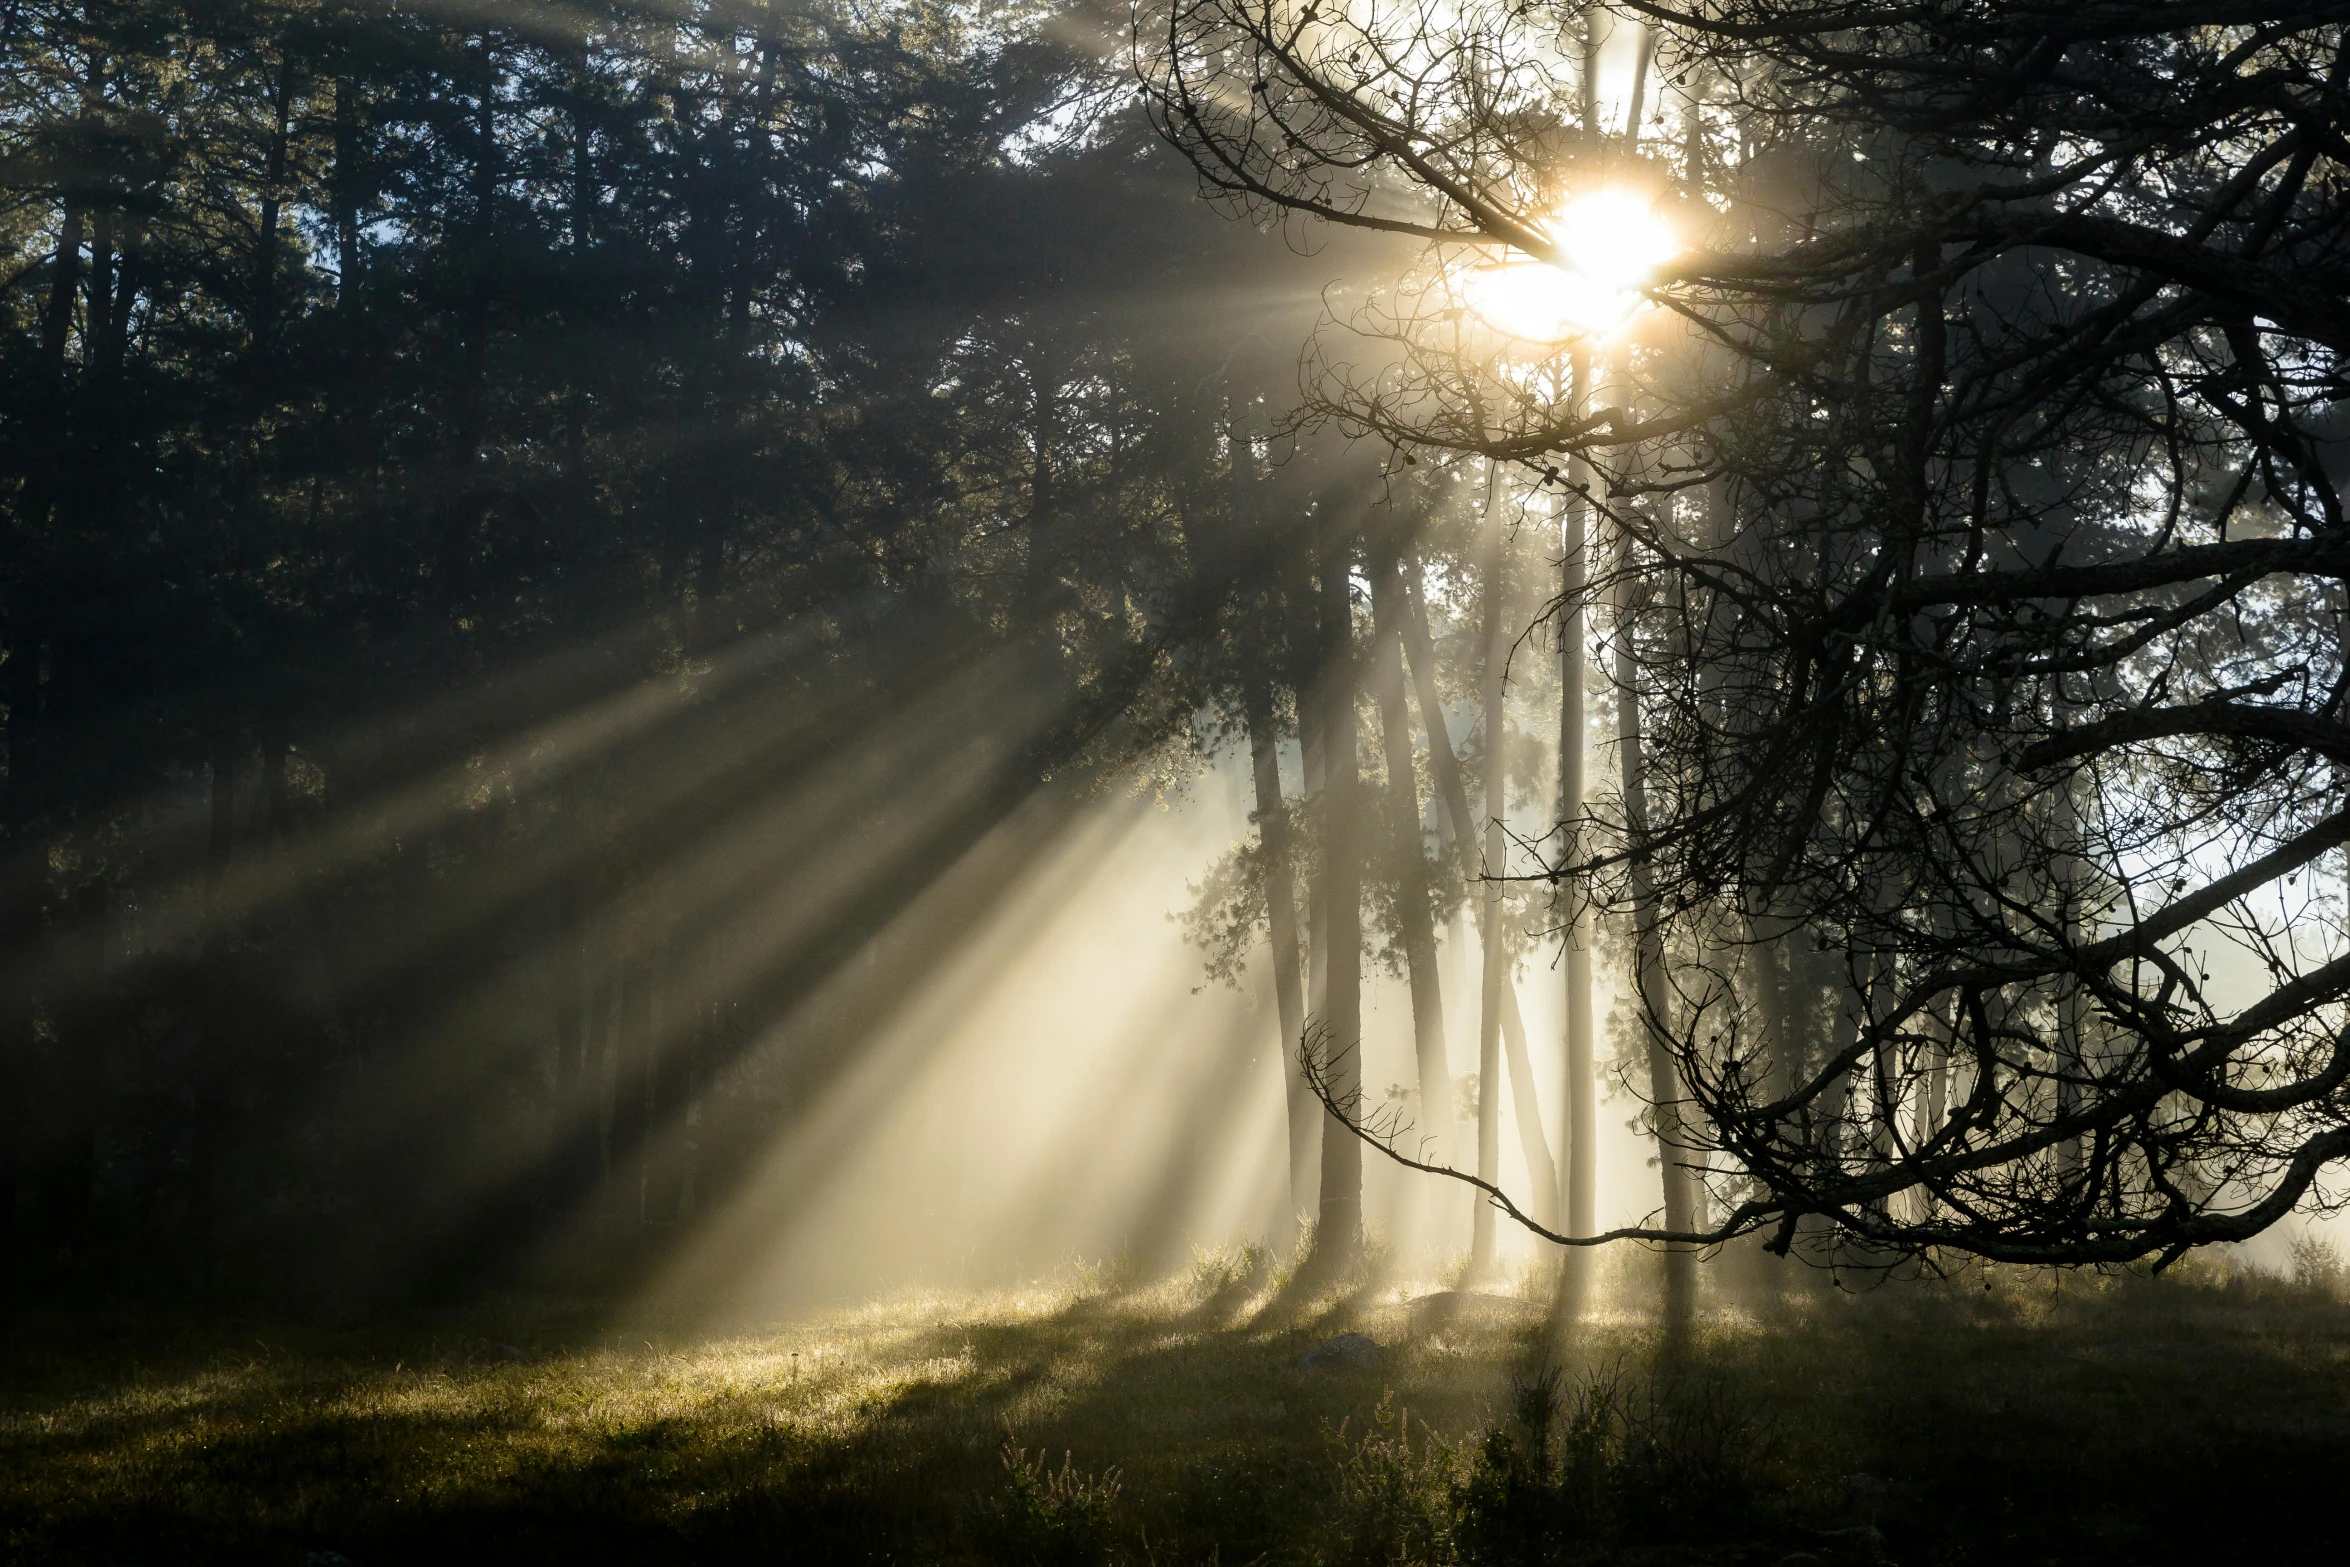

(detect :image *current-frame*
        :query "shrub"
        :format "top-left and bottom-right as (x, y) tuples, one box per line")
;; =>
(2288, 1232), (2347, 1302)
(993, 1445), (1124, 1567)
(1327, 1391), (1458, 1565)
(1451, 1365), (1775, 1565)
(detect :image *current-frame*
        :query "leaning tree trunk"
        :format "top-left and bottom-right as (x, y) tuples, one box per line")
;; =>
(1397, 560), (1558, 1227)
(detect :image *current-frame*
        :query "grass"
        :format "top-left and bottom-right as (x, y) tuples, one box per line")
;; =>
(4, 1245), (2349, 1565)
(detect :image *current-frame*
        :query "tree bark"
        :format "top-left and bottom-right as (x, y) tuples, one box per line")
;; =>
(1232, 413), (1314, 1240)
(1557, 388), (1597, 1318)
(1296, 653), (1328, 1237)
(440, 39), (501, 612)
(1799, 952), (1860, 1259)
(547, 881), (584, 1217)
(0, 615), (44, 1242)
(39, 203), (82, 384)
(1397, 560), (1558, 1224)
(596, 965), (621, 1219)
(252, 47), (295, 357)
(2051, 710), (2086, 1179)
(1244, 680), (1312, 1237)
(206, 739), (238, 904)
(1312, 495), (1363, 1271)
(1471, 485), (1508, 1275)
(1369, 583), (1448, 1173)
(1615, 561), (1698, 1336)
(85, 209), (116, 376)
(333, 76), (363, 301)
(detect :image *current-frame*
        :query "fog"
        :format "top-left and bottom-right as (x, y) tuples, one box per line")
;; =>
(644, 744), (1687, 1323)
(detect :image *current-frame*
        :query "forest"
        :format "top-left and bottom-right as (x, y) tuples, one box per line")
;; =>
(4, 0), (2350, 1563)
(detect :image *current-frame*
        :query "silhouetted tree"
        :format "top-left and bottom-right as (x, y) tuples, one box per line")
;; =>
(1160, 0), (2350, 1267)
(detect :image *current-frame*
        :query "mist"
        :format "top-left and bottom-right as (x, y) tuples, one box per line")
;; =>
(7, 1), (2350, 1563)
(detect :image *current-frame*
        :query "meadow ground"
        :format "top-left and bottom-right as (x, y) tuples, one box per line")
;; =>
(4, 1247), (2349, 1566)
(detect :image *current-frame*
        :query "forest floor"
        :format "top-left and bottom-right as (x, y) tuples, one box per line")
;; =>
(3, 1247), (2348, 1566)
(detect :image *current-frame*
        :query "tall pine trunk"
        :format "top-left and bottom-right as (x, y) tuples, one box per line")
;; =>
(1369, 580), (1447, 1172)
(1556, 390), (1597, 1319)
(1614, 562), (1697, 1335)
(1471, 485), (1508, 1274)
(1297, 678), (1327, 1232)
(1246, 685), (1312, 1239)
(1232, 414), (1313, 1241)
(1312, 495), (1362, 1272)
(1396, 560), (1557, 1226)
(206, 740), (238, 914)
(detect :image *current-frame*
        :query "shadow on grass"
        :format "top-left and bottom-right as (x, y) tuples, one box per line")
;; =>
(4, 1261), (2349, 1564)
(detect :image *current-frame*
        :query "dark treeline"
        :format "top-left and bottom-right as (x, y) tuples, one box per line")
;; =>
(0, 0), (1430, 1304)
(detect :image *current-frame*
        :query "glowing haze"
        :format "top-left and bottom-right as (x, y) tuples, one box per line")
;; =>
(1464, 190), (1678, 342)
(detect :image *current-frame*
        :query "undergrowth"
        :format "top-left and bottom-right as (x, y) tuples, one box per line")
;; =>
(3, 1255), (2349, 1565)
(993, 1445), (1124, 1567)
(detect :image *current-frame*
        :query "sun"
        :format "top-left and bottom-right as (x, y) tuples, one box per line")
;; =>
(1461, 190), (1678, 343)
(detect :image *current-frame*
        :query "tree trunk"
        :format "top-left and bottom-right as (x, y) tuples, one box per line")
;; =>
(0, 615), (44, 1242)
(1296, 664), (1327, 1235)
(1496, 995), (1558, 1223)
(561, 47), (597, 528)
(1244, 680), (1312, 1238)
(1557, 396), (1597, 1318)
(441, 41), (501, 611)
(1800, 952), (1861, 1260)
(1614, 562), (1698, 1336)
(1369, 586), (1448, 1174)
(3, 615), (42, 825)
(596, 965), (621, 1220)
(1922, 994), (1951, 1141)
(260, 742), (291, 841)
(206, 739), (238, 907)
(252, 47), (295, 356)
(85, 209), (116, 376)
(2051, 718), (2085, 1179)
(39, 203), (83, 384)
(616, 960), (653, 1232)
(681, 998), (710, 1222)
(547, 882), (584, 1218)
(1312, 496), (1362, 1272)
(1022, 358), (1061, 618)
(1229, 407), (1312, 1242)
(1398, 560), (1558, 1224)
(1471, 485), (1508, 1275)
(333, 77), (362, 301)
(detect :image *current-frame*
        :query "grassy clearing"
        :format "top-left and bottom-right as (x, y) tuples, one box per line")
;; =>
(4, 1249), (2349, 1565)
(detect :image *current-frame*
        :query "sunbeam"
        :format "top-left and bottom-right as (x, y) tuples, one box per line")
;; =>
(12, 1), (2350, 1558)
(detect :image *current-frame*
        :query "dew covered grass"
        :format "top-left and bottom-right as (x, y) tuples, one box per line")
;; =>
(4, 1249), (2349, 1565)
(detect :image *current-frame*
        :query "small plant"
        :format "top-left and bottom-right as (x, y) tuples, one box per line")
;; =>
(1450, 1369), (1583, 1566)
(1450, 1365), (1777, 1565)
(1068, 1251), (1141, 1295)
(1186, 1243), (1271, 1301)
(1328, 1391), (1457, 1565)
(994, 1444), (1124, 1567)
